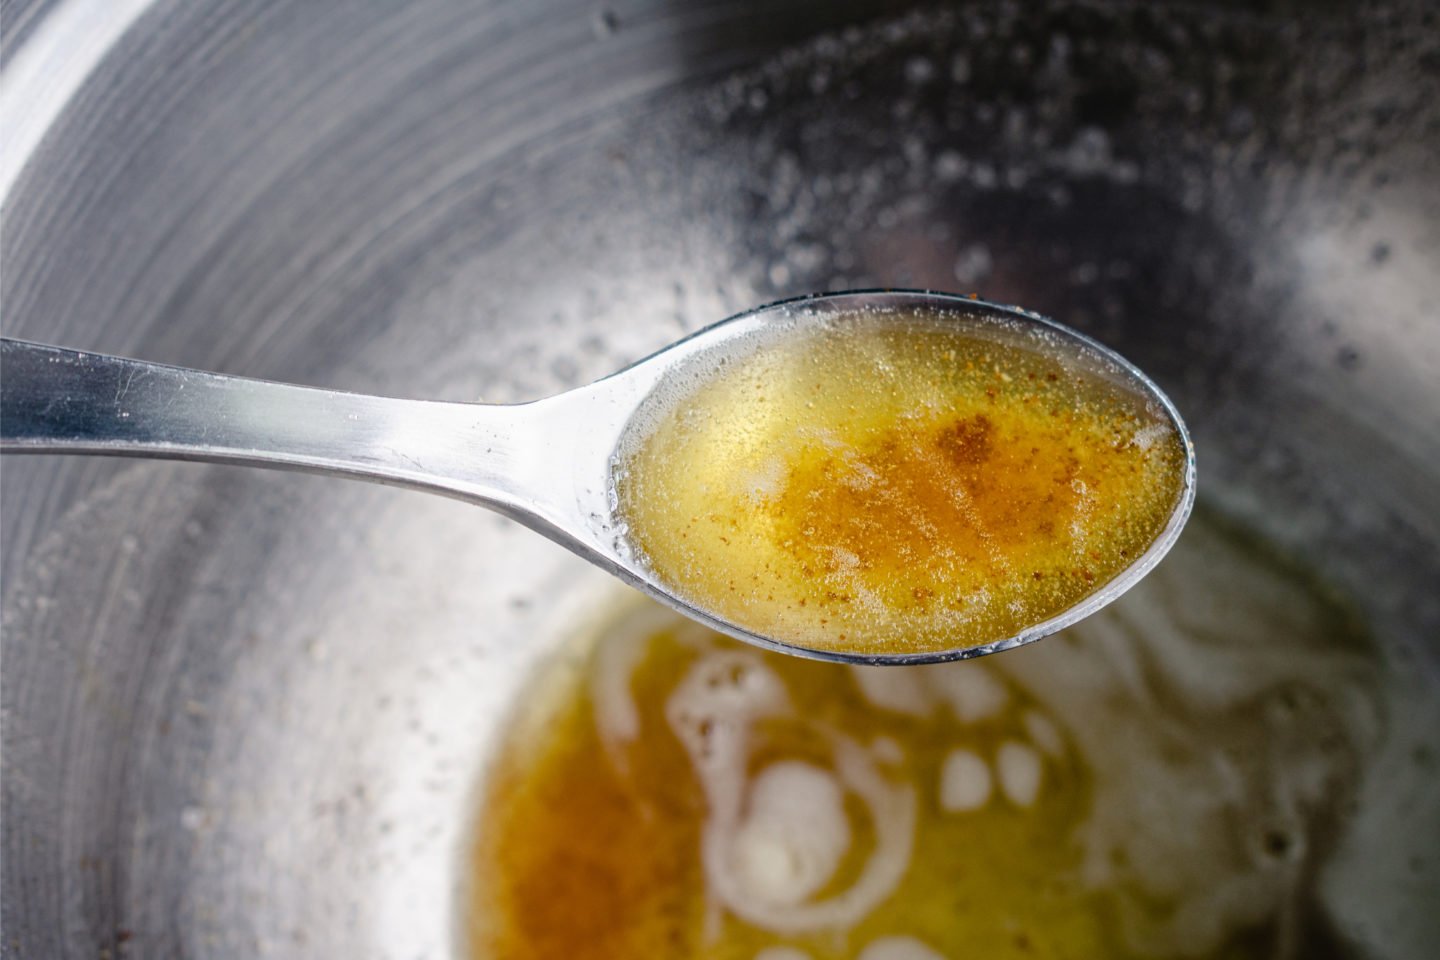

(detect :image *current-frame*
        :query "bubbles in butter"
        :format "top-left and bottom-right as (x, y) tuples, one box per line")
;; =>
(467, 512), (1424, 960)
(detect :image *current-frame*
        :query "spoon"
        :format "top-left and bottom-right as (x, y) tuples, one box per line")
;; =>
(0, 290), (1195, 664)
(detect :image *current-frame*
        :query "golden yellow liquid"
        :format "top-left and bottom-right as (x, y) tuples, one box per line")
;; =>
(467, 516), (1382, 960)
(614, 312), (1189, 655)
(472, 614), (1109, 960)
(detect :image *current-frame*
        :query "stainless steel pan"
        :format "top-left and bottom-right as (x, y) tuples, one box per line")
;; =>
(3, 1), (1437, 957)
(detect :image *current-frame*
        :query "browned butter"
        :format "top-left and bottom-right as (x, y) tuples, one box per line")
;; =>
(614, 310), (1189, 656)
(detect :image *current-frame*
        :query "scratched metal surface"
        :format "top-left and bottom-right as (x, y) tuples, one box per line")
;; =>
(2, 1), (1438, 957)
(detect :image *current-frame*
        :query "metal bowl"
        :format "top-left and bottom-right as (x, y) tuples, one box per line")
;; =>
(3, 1), (1437, 957)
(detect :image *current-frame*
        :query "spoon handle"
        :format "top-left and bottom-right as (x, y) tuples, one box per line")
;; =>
(0, 337), (537, 508)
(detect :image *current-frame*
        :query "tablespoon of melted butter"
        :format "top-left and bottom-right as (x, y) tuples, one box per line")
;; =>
(613, 302), (1192, 659)
(2, 291), (1191, 663)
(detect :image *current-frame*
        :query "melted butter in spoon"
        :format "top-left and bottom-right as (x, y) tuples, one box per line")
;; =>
(614, 307), (1190, 658)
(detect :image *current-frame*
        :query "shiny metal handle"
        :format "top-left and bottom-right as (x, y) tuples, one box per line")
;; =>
(0, 337), (541, 512)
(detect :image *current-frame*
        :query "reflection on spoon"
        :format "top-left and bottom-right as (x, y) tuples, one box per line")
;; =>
(0, 290), (1194, 663)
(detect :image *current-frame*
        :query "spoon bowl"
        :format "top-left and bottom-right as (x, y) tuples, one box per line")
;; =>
(0, 290), (1195, 663)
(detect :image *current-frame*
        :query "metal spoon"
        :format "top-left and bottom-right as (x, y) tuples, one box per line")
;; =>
(0, 290), (1195, 664)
